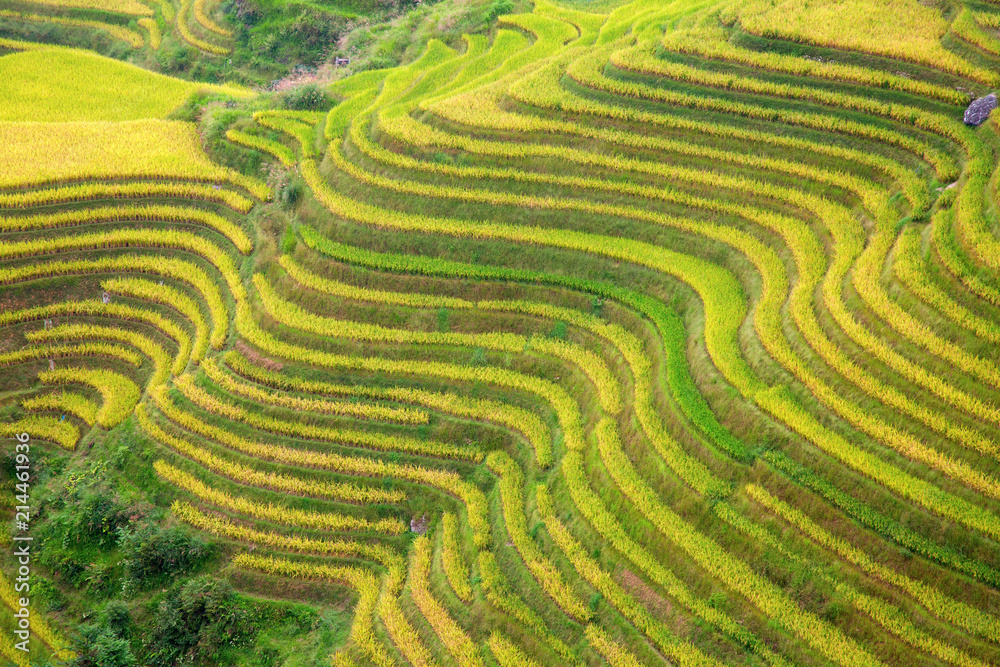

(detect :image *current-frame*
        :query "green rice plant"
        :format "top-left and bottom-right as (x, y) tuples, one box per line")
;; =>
(367, 108), (891, 218)
(137, 404), (405, 503)
(761, 449), (1000, 587)
(348, 110), (984, 490)
(394, 91), (924, 210)
(487, 451), (591, 620)
(487, 633), (540, 667)
(356, 92), (1000, 584)
(553, 52), (955, 178)
(339, 85), (991, 489)
(297, 155), (1000, 537)
(296, 227), (750, 467)
(21, 391), (98, 426)
(440, 512), (472, 602)
(558, 444), (792, 666)
(333, 114), (1000, 503)
(201, 357), (428, 424)
(399, 56), (1000, 505)
(595, 418), (884, 666)
(0, 204), (253, 254)
(746, 483), (1000, 644)
(658, 18), (967, 104)
(608, 44), (971, 181)
(255, 113), (319, 158)
(720, 0), (996, 83)
(0, 181), (253, 212)
(155, 461), (405, 533)
(38, 367), (140, 428)
(226, 129), (296, 167)
(304, 218), (999, 585)
(409, 536), (484, 667)
(174, 373), (481, 461)
(233, 554), (391, 667)
(171, 500), (399, 561)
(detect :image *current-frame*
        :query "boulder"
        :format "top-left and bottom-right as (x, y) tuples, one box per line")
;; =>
(964, 93), (997, 126)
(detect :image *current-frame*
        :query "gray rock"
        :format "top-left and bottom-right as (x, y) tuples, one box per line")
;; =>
(964, 93), (997, 126)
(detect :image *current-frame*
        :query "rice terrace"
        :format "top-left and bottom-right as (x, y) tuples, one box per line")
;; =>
(7, 0), (1000, 664)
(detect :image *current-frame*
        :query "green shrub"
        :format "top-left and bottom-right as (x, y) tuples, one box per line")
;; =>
(484, 0), (513, 23)
(118, 524), (209, 586)
(281, 84), (328, 110)
(146, 577), (255, 667)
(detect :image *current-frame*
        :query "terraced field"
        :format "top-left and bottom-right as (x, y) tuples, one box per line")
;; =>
(5, 0), (1000, 664)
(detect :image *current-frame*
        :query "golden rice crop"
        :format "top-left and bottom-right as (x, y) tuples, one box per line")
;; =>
(0, 415), (80, 450)
(0, 180), (253, 212)
(171, 500), (402, 560)
(176, 0), (230, 54)
(21, 391), (98, 426)
(487, 633), (541, 667)
(137, 404), (405, 503)
(488, 451), (591, 620)
(0, 204), (252, 254)
(0, 120), (266, 197)
(0, 10), (144, 48)
(440, 512), (472, 602)
(39, 367), (140, 428)
(139, 18), (161, 49)
(193, 0), (231, 36)
(409, 536), (484, 667)
(201, 357), (428, 424)
(174, 373), (479, 461)
(747, 484), (1000, 643)
(156, 460), (405, 533)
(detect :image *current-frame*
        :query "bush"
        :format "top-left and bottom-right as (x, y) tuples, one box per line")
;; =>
(484, 0), (514, 23)
(279, 179), (303, 206)
(146, 577), (255, 667)
(72, 603), (136, 667)
(118, 524), (209, 587)
(281, 84), (328, 110)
